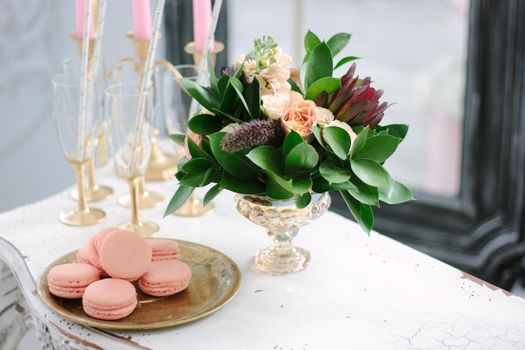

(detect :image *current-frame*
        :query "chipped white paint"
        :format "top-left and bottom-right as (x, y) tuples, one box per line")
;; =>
(0, 162), (524, 349)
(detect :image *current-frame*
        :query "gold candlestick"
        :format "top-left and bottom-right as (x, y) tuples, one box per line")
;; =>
(69, 32), (113, 202)
(127, 31), (180, 182)
(184, 41), (225, 68)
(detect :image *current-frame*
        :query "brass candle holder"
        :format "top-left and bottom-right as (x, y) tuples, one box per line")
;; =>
(69, 33), (114, 202)
(126, 31), (179, 182)
(184, 41), (225, 69)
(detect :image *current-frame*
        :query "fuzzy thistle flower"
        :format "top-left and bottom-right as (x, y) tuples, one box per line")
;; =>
(221, 120), (285, 153)
(319, 63), (391, 127)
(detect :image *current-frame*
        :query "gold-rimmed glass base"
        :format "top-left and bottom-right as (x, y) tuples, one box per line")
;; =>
(59, 208), (106, 226)
(71, 184), (114, 202)
(118, 220), (159, 238)
(175, 194), (214, 217)
(144, 135), (179, 182)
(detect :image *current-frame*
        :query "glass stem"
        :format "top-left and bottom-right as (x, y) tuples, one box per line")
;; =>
(88, 158), (97, 190)
(129, 177), (141, 226)
(269, 229), (298, 256)
(138, 176), (146, 196)
(73, 162), (88, 213)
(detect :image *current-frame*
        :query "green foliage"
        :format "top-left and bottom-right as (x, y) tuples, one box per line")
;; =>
(166, 31), (412, 236)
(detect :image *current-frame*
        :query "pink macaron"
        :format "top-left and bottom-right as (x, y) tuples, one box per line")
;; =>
(100, 229), (152, 281)
(146, 239), (180, 261)
(47, 263), (101, 299)
(82, 278), (137, 320)
(139, 260), (192, 297)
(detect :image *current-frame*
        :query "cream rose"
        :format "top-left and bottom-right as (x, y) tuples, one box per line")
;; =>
(315, 107), (335, 126)
(328, 120), (357, 143)
(281, 92), (318, 140)
(261, 93), (291, 120)
(257, 64), (291, 95)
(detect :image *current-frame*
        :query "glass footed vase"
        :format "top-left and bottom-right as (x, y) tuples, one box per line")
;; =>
(235, 193), (331, 274)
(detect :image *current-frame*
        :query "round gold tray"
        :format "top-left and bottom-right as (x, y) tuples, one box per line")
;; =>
(38, 240), (241, 330)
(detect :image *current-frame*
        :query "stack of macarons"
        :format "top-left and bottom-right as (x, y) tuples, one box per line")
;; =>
(46, 227), (192, 321)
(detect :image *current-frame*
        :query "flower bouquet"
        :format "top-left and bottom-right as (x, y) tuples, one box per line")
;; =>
(166, 30), (412, 272)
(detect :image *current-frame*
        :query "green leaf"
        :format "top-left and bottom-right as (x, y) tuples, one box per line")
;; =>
(246, 146), (285, 176)
(208, 53), (218, 93)
(245, 78), (260, 119)
(334, 56), (360, 70)
(375, 124), (409, 141)
(266, 174), (294, 200)
(352, 135), (401, 163)
(305, 77), (341, 101)
(164, 185), (194, 217)
(327, 33), (351, 57)
(187, 137), (215, 164)
(230, 77), (253, 117)
(219, 78), (241, 113)
(312, 125), (327, 149)
(296, 192), (312, 209)
(312, 178), (357, 192)
(181, 157), (212, 174)
(379, 179), (414, 204)
(187, 114), (223, 135)
(351, 126), (369, 155)
(304, 42), (333, 91)
(285, 142), (319, 171)
(203, 184), (222, 206)
(220, 172), (265, 194)
(282, 131), (303, 157)
(348, 177), (379, 206)
(350, 159), (390, 188)
(169, 133), (186, 147)
(292, 173), (312, 194)
(181, 78), (220, 111)
(323, 126), (351, 160)
(217, 74), (229, 97)
(269, 172), (294, 193)
(179, 168), (213, 187)
(339, 190), (374, 234)
(211, 108), (243, 124)
(288, 77), (302, 94)
(209, 132), (260, 180)
(319, 159), (351, 183)
(304, 30), (321, 53)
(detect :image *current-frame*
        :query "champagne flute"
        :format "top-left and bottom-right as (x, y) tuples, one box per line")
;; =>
(164, 64), (214, 216)
(52, 72), (106, 226)
(106, 80), (159, 236)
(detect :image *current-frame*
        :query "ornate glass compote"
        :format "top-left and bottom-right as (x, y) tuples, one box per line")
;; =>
(52, 72), (106, 226)
(106, 81), (159, 236)
(235, 193), (331, 274)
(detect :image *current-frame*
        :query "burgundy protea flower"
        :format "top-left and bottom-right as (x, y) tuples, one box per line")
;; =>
(317, 63), (391, 127)
(221, 120), (285, 153)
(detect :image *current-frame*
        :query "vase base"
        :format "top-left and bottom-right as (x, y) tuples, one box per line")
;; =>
(254, 246), (310, 275)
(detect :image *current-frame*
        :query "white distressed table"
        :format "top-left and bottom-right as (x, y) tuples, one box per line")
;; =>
(1, 166), (525, 350)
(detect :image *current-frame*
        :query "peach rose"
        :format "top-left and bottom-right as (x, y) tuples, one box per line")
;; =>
(281, 92), (318, 141)
(184, 130), (202, 160)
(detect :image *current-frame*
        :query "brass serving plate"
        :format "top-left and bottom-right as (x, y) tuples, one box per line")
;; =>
(38, 240), (241, 330)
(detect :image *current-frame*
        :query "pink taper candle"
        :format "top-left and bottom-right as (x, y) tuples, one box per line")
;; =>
(132, 0), (152, 40)
(193, 0), (212, 52)
(75, 0), (96, 39)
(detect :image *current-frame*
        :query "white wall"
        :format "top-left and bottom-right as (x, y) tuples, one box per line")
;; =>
(0, 0), (165, 213)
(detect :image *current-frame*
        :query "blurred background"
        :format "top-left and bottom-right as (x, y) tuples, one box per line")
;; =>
(0, 0), (468, 213)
